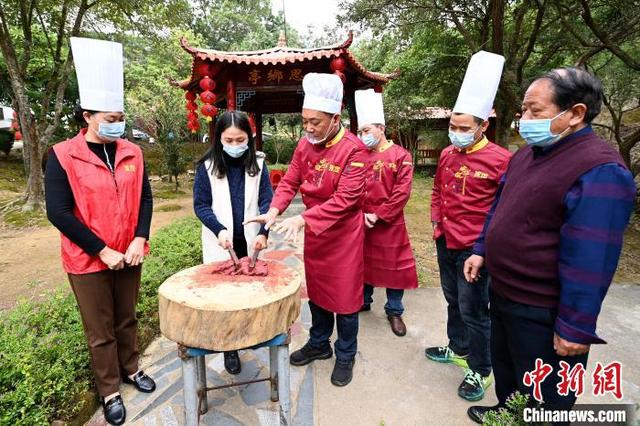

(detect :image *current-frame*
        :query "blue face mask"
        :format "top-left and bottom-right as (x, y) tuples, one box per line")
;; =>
(448, 125), (479, 149)
(361, 133), (380, 149)
(223, 143), (249, 158)
(98, 121), (125, 141)
(519, 110), (569, 147)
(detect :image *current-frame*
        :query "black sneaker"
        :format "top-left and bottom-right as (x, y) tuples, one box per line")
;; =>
(467, 405), (501, 424)
(331, 358), (355, 386)
(290, 342), (333, 366)
(458, 369), (492, 401)
(224, 350), (241, 375)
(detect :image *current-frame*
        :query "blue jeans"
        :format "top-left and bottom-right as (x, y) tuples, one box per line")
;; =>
(308, 301), (359, 362)
(363, 284), (405, 316)
(436, 236), (491, 376)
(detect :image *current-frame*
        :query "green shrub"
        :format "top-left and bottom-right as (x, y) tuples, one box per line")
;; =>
(0, 217), (202, 425)
(482, 392), (530, 426)
(262, 134), (297, 165)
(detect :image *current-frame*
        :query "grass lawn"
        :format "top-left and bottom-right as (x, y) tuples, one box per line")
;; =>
(405, 175), (440, 287)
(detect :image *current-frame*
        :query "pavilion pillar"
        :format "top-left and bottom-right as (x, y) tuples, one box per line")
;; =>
(346, 90), (358, 132)
(226, 80), (236, 111)
(255, 112), (263, 151)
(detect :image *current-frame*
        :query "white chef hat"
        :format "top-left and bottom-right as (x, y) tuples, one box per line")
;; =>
(71, 37), (124, 112)
(302, 73), (343, 114)
(452, 50), (505, 121)
(355, 89), (385, 128)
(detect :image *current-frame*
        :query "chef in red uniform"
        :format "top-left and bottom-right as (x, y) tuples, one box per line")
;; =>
(425, 51), (511, 402)
(354, 89), (418, 337)
(245, 73), (368, 387)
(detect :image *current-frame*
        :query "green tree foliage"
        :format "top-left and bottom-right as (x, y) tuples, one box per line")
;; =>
(343, 0), (640, 175)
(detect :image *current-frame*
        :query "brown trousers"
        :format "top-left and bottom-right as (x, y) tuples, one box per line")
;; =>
(68, 265), (141, 397)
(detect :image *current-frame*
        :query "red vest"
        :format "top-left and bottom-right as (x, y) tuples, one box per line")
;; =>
(52, 129), (148, 274)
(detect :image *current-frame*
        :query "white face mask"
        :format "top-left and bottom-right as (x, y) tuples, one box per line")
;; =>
(307, 116), (338, 145)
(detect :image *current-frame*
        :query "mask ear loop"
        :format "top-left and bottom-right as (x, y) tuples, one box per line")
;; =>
(550, 109), (570, 139)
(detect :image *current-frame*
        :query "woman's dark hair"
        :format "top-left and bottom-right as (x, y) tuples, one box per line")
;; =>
(73, 104), (97, 127)
(532, 67), (603, 123)
(198, 110), (260, 178)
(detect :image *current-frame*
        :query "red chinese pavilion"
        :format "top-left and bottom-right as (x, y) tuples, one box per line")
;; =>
(171, 31), (396, 149)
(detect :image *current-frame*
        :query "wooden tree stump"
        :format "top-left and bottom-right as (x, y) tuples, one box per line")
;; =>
(159, 261), (301, 351)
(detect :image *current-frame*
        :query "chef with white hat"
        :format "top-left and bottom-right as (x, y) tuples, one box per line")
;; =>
(354, 88), (418, 338)
(425, 51), (512, 403)
(44, 37), (155, 425)
(245, 72), (369, 387)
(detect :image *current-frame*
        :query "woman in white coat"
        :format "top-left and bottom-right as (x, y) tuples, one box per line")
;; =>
(193, 110), (273, 374)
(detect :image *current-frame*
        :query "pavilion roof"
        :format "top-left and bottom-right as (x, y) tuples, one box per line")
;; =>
(172, 31), (397, 89)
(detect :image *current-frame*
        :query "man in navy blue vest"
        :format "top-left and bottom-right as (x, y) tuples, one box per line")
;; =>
(463, 67), (636, 423)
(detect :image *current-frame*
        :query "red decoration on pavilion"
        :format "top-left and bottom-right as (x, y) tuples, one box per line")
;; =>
(198, 76), (218, 122)
(186, 100), (198, 111)
(200, 103), (218, 122)
(334, 70), (346, 84)
(330, 57), (347, 72)
(195, 62), (212, 77)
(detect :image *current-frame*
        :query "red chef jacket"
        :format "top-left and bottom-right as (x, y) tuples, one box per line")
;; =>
(363, 141), (418, 289)
(431, 137), (511, 249)
(271, 127), (369, 314)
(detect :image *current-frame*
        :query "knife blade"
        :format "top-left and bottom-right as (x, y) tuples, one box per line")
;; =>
(227, 247), (240, 269)
(249, 247), (263, 270)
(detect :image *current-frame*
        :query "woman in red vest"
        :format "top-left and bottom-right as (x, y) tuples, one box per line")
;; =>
(44, 37), (155, 426)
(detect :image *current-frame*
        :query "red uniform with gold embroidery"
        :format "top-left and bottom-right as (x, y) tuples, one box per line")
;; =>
(271, 128), (369, 314)
(363, 143), (418, 289)
(431, 137), (511, 249)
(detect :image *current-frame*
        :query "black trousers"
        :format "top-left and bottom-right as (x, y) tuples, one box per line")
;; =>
(436, 237), (491, 376)
(491, 290), (589, 409)
(308, 301), (359, 361)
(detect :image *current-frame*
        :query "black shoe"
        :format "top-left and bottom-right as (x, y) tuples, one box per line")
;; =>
(359, 304), (371, 312)
(290, 342), (333, 366)
(102, 395), (126, 425)
(123, 370), (156, 393)
(331, 358), (355, 386)
(467, 405), (500, 424)
(224, 351), (242, 375)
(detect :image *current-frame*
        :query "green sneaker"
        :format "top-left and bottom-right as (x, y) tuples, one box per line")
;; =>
(424, 346), (469, 368)
(458, 369), (493, 401)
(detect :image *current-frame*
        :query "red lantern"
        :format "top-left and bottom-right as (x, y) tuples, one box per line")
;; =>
(201, 104), (218, 122)
(14, 131), (22, 141)
(195, 62), (211, 77)
(187, 119), (200, 133)
(334, 70), (346, 84)
(187, 111), (198, 121)
(185, 91), (197, 101)
(199, 76), (216, 92)
(200, 90), (217, 104)
(330, 57), (347, 72)
(186, 100), (198, 111)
